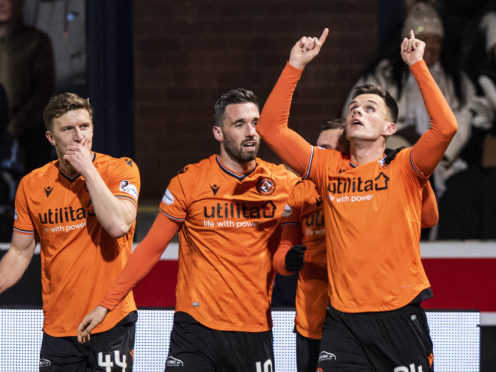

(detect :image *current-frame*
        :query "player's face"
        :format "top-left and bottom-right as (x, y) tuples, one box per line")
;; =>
(317, 128), (347, 152)
(219, 102), (260, 163)
(45, 109), (94, 161)
(345, 94), (394, 142)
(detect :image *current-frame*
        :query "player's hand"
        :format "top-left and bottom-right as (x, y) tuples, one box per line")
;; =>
(288, 28), (329, 70)
(64, 138), (93, 176)
(77, 305), (109, 343)
(285, 244), (307, 272)
(401, 30), (425, 67)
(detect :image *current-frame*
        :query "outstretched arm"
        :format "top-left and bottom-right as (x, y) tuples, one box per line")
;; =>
(257, 29), (329, 176)
(77, 212), (181, 343)
(401, 31), (457, 176)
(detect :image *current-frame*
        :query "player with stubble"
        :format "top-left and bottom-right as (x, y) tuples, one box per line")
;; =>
(78, 88), (298, 371)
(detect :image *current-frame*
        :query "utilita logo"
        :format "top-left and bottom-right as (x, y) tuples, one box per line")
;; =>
(203, 201), (276, 219)
(38, 206), (95, 225)
(327, 172), (390, 194)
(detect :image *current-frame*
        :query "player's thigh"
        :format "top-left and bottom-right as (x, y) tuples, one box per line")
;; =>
(296, 332), (320, 372)
(39, 333), (87, 372)
(218, 330), (274, 372)
(164, 313), (216, 372)
(87, 312), (136, 372)
(164, 351), (215, 372)
(317, 308), (373, 372)
(365, 305), (433, 372)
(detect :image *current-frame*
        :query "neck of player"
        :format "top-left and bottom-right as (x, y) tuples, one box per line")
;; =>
(349, 140), (386, 165)
(219, 151), (255, 175)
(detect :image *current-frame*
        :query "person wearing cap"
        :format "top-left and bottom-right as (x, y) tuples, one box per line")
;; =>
(342, 0), (489, 225)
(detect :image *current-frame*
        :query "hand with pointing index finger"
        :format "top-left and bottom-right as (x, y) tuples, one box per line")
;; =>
(289, 28), (329, 70)
(401, 30), (425, 67)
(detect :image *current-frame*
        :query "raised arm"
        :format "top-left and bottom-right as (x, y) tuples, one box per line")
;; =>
(401, 31), (458, 176)
(257, 28), (329, 176)
(77, 212), (181, 343)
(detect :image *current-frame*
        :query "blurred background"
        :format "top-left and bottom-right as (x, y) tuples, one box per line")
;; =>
(1, 0), (495, 238)
(1, 0), (496, 369)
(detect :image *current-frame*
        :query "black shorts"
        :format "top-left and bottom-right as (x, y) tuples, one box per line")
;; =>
(39, 311), (137, 372)
(296, 331), (320, 372)
(164, 311), (274, 372)
(317, 304), (433, 371)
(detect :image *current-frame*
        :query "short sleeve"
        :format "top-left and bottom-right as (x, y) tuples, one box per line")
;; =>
(13, 178), (35, 235)
(159, 175), (188, 222)
(109, 158), (141, 206)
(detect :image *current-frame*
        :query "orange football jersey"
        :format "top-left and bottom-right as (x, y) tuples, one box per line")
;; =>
(309, 147), (430, 312)
(257, 60), (457, 314)
(281, 179), (328, 339)
(160, 154), (297, 332)
(13, 153), (140, 337)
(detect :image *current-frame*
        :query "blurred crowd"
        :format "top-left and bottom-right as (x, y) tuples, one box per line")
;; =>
(0, 0), (54, 239)
(344, 0), (496, 240)
(1, 0), (496, 240)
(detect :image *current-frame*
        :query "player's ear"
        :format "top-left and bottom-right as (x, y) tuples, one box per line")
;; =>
(46, 131), (56, 146)
(383, 122), (397, 137)
(213, 125), (224, 142)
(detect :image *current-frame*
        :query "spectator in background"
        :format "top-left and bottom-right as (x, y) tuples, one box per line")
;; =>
(0, 82), (16, 242)
(0, 84), (6, 131)
(477, 8), (496, 168)
(342, 0), (489, 217)
(0, 84), (11, 206)
(0, 0), (55, 174)
(438, 4), (496, 239)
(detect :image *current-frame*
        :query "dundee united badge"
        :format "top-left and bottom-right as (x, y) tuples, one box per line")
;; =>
(257, 177), (275, 195)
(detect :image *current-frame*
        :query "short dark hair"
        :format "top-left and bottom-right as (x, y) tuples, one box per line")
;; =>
(43, 93), (93, 131)
(351, 84), (398, 123)
(213, 88), (259, 126)
(321, 118), (346, 131)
